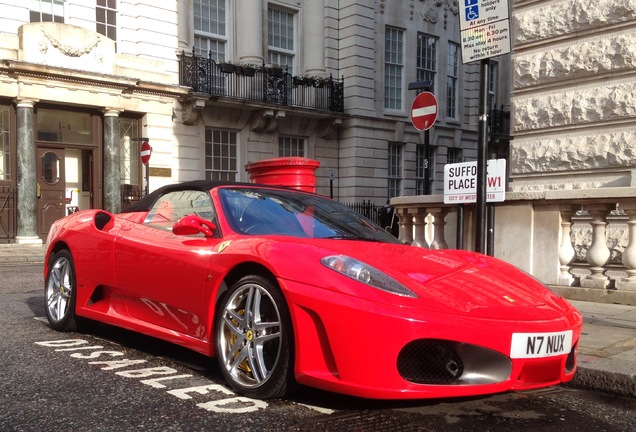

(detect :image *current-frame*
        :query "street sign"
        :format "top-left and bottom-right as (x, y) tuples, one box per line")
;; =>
(410, 92), (438, 131)
(443, 159), (506, 204)
(460, 0), (509, 31)
(459, 0), (511, 64)
(140, 141), (152, 165)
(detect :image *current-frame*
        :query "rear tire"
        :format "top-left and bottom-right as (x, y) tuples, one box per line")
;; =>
(215, 274), (296, 399)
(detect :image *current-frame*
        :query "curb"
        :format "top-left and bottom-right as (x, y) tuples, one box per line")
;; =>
(569, 367), (636, 398)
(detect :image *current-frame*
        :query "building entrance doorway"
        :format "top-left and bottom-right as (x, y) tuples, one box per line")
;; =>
(36, 147), (66, 239)
(36, 146), (94, 239)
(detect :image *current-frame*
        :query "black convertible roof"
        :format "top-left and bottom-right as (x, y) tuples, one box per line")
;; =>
(120, 180), (310, 213)
(121, 180), (247, 213)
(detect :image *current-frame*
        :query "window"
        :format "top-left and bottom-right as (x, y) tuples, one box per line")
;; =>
(417, 33), (437, 90)
(426, 145), (436, 194)
(388, 142), (402, 198)
(448, 147), (462, 164)
(194, 0), (227, 61)
(119, 118), (139, 186)
(144, 190), (215, 233)
(447, 42), (460, 119)
(205, 129), (237, 181)
(279, 136), (304, 157)
(96, 0), (117, 43)
(384, 27), (404, 110)
(0, 106), (10, 181)
(415, 145), (426, 195)
(416, 145), (435, 195)
(268, 7), (295, 73)
(36, 109), (92, 145)
(30, 0), (64, 23)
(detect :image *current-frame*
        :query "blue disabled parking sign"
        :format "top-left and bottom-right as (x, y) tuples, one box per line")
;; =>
(465, 0), (479, 21)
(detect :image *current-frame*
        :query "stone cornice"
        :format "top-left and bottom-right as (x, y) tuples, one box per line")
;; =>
(1, 59), (189, 99)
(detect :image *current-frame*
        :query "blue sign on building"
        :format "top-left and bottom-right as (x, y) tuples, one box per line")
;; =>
(465, 5), (479, 21)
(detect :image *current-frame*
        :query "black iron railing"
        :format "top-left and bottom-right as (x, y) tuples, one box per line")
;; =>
(179, 49), (344, 113)
(488, 105), (511, 136)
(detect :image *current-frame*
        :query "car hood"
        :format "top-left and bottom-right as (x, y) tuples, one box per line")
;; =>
(268, 238), (576, 321)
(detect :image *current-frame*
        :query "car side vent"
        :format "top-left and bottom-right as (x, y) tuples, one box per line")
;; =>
(95, 212), (113, 231)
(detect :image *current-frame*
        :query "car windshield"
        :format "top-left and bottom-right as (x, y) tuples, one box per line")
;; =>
(218, 187), (401, 243)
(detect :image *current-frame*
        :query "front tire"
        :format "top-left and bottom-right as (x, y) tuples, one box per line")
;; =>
(215, 275), (295, 399)
(45, 249), (80, 332)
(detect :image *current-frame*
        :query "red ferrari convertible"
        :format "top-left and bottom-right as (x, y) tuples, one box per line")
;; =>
(44, 180), (582, 400)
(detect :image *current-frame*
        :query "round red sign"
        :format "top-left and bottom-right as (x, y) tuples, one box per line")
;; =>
(140, 141), (152, 165)
(410, 92), (438, 131)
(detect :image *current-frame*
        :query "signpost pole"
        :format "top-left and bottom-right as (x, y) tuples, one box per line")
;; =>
(475, 59), (489, 254)
(138, 139), (151, 197)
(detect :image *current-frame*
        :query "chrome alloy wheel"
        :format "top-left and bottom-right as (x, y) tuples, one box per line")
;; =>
(45, 254), (73, 323)
(218, 282), (283, 389)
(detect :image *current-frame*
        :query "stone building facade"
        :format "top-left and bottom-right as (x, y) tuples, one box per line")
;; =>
(0, 0), (511, 243)
(510, 0), (636, 191)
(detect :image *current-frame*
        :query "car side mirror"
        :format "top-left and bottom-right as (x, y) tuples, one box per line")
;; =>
(173, 214), (216, 237)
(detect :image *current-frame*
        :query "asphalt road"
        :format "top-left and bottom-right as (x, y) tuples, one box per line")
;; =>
(1, 263), (635, 432)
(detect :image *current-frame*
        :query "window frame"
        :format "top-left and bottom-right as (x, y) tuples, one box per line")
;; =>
(96, 0), (117, 45)
(388, 142), (403, 199)
(204, 128), (238, 182)
(278, 136), (305, 158)
(446, 42), (460, 120)
(267, 6), (296, 74)
(384, 26), (405, 111)
(29, 0), (65, 23)
(194, 0), (228, 61)
(416, 33), (437, 92)
(0, 104), (13, 183)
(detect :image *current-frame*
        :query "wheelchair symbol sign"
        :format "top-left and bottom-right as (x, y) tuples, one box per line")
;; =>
(465, 6), (479, 21)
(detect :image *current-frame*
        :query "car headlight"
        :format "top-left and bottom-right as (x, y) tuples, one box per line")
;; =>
(321, 255), (418, 298)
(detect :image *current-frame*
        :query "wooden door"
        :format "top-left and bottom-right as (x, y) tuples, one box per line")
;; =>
(37, 147), (66, 239)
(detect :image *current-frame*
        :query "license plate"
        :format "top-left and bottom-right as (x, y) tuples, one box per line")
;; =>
(510, 330), (573, 359)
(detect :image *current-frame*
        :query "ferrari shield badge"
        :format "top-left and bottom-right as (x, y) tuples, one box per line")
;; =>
(218, 240), (231, 253)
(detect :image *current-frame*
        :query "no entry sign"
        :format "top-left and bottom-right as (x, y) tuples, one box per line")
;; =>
(140, 141), (152, 165)
(410, 92), (438, 131)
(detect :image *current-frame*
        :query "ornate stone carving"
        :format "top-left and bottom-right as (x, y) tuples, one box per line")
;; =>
(419, 0), (459, 28)
(180, 97), (207, 125)
(41, 28), (100, 57)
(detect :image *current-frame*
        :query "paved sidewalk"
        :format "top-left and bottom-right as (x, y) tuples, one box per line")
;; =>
(1, 243), (635, 398)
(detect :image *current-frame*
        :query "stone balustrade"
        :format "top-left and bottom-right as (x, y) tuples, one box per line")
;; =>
(390, 188), (636, 301)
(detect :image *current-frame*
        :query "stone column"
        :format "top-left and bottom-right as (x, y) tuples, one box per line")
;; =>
(177, 0), (191, 51)
(557, 206), (576, 286)
(616, 204), (636, 291)
(412, 210), (429, 248)
(103, 109), (121, 214)
(397, 208), (413, 245)
(580, 206), (611, 289)
(429, 208), (449, 250)
(15, 99), (41, 245)
(237, 0), (263, 65)
(303, 0), (326, 76)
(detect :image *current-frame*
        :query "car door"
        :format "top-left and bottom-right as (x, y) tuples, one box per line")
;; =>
(113, 189), (222, 339)
(113, 220), (221, 339)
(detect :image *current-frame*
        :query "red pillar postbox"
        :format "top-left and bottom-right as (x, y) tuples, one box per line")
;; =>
(245, 157), (320, 193)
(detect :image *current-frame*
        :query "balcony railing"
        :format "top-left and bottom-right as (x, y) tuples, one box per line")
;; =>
(391, 189), (636, 303)
(178, 49), (344, 113)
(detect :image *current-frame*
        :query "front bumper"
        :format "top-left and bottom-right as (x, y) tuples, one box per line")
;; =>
(282, 279), (583, 399)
